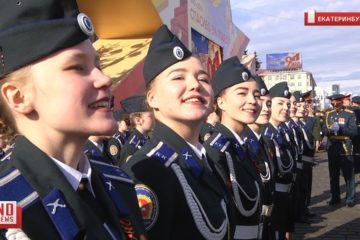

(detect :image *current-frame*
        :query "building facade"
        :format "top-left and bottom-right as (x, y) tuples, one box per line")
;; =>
(258, 69), (316, 94)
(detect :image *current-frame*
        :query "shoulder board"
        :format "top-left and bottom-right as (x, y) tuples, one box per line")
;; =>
(146, 141), (178, 167)
(128, 135), (144, 148)
(0, 151), (12, 162)
(208, 132), (230, 152)
(0, 167), (39, 210)
(112, 133), (120, 139)
(263, 127), (274, 140)
(327, 110), (335, 114)
(0, 168), (81, 238)
(114, 134), (125, 141)
(344, 109), (354, 113)
(89, 160), (134, 185)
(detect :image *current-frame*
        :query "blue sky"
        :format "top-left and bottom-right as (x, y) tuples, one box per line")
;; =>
(230, 0), (360, 95)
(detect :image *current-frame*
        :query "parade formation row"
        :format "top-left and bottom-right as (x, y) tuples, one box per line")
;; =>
(1, 1), (360, 240)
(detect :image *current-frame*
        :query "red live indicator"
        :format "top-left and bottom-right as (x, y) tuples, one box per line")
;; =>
(305, 10), (360, 26)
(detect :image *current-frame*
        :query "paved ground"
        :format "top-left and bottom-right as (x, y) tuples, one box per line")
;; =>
(294, 149), (360, 240)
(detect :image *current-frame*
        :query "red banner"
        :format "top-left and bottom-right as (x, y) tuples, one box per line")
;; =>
(305, 10), (360, 26)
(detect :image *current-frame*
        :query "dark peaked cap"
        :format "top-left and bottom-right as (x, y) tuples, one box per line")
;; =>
(269, 82), (291, 99)
(253, 75), (269, 96)
(120, 95), (147, 113)
(327, 94), (344, 100)
(113, 109), (125, 121)
(143, 24), (192, 86)
(0, 0), (94, 77)
(212, 56), (252, 96)
(292, 91), (304, 102)
(352, 96), (360, 103)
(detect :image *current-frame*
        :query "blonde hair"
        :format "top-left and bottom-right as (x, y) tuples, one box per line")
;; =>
(0, 65), (32, 133)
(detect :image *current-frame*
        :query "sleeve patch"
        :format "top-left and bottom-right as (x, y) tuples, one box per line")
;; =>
(109, 145), (119, 156)
(135, 184), (159, 230)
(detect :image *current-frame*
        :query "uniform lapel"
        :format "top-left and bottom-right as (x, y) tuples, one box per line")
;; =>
(11, 136), (111, 239)
(217, 124), (259, 180)
(153, 123), (225, 197)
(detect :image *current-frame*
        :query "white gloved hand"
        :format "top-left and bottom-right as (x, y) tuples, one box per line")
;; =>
(5, 229), (30, 240)
(332, 122), (340, 132)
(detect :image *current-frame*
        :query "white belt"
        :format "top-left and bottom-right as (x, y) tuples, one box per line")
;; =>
(302, 156), (314, 163)
(296, 162), (303, 169)
(261, 204), (273, 217)
(275, 183), (292, 193)
(234, 225), (259, 239)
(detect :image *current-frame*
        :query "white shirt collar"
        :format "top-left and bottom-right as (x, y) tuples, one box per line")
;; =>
(89, 139), (103, 152)
(270, 122), (280, 132)
(50, 155), (92, 191)
(186, 141), (206, 160)
(249, 127), (262, 141)
(223, 125), (244, 145)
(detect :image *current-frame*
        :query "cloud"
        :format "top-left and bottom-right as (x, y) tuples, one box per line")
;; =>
(230, 0), (360, 95)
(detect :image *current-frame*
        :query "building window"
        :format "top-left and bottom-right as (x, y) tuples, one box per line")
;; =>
(298, 74), (301, 79)
(276, 75), (279, 80)
(298, 82), (302, 86)
(290, 74), (294, 79)
(269, 76), (272, 80)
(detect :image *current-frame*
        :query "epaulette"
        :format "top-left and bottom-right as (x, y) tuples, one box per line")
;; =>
(113, 132), (120, 138)
(114, 133), (125, 142)
(89, 159), (134, 185)
(207, 132), (230, 152)
(146, 142), (204, 178)
(0, 144), (15, 162)
(146, 141), (178, 167)
(327, 109), (336, 114)
(0, 151), (11, 162)
(344, 109), (354, 113)
(263, 127), (274, 140)
(128, 135), (145, 148)
(0, 168), (80, 239)
(0, 167), (39, 209)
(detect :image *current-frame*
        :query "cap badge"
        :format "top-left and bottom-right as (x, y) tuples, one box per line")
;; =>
(242, 71), (249, 81)
(173, 46), (184, 60)
(300, 97), (303, 102)
(284, 90), (289, 97)
(261, 88), (267, 96)
(77, 13), (94, 37)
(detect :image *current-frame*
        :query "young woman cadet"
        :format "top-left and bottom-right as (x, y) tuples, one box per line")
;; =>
(243, 76), (275, 240)
(123, 25), (232, 240)
(0, 1), (146, 239)
(204, 56), (263, 240)
(261, 82), (295, 240)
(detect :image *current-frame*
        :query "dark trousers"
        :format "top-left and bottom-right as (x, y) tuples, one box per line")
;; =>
(303, 162), (313, 208)
(353, 139), (360, 173)
(270, 191), (293, 238)
(294, 168), (307, 220)
(327, 140), (355, 202)
(327, 141), (343, 201)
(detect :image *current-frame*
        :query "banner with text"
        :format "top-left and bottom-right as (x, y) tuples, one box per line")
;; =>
(266, 52), (302, 70)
